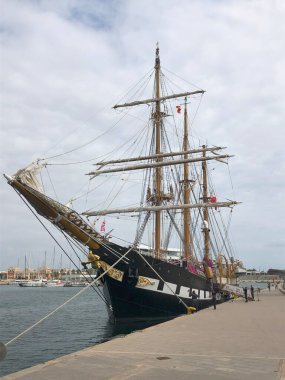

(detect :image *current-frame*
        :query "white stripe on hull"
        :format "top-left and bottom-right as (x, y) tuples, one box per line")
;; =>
(136, 277), (212, 300)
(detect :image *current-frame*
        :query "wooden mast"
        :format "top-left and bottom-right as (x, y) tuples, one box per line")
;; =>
(202, 144), (210, 260)
(183, 98), (192, 261)
(154, 45), (162, 259)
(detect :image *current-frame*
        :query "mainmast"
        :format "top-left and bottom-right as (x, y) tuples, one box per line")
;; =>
(84, 46), (231, 259)
(154, 45), (162, 259)
(183, 98), (192, 261)
(202, 144), (210, 260)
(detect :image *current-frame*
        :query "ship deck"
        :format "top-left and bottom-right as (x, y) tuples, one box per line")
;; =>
(2, 287), (285, 380)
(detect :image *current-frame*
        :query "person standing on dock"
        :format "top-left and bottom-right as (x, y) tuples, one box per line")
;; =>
(191, 290), (199, 312)
(243, 286), (248, 302)
(250, 285), (255, 300)
(257, 287), (261, 301)
(212, 289), (217, 310)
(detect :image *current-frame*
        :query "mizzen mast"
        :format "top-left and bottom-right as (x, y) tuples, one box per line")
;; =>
(183, 98), (193, 261)
(202, 144), (210, 260)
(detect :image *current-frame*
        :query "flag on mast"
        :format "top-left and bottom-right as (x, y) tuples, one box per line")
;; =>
(176, 105), (182, 114)
(100, 220), (106, 232)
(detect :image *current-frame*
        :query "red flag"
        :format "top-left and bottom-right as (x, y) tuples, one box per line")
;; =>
(176, 105), (181, 114)
(100, 220), (106, 232)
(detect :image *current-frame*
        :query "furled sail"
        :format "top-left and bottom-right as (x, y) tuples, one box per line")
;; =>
(13, 161), (46, 193)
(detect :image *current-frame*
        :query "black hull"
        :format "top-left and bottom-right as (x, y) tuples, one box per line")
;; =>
(5, 179), (225, 322)
(103, 275), (213, 322)
(94, 243), (217, 322)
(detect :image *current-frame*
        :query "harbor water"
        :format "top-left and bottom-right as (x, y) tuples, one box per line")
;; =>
(238, 281), (269, 289)
(0, 285), (158, 377)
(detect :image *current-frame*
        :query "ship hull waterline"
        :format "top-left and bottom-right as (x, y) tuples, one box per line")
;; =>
(94, 246), (220, 323)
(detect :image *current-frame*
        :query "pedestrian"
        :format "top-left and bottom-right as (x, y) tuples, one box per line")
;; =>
(191, 290), (199, 312)
(250, 285), (255, 300)
(243, 286), (248, 302)
(212, 289), (217, 310)
(257, 287), (261, 301)
(267, 282), (270, 291)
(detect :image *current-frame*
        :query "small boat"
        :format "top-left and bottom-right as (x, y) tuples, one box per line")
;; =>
(18, 278), (45, 287)
(45, 279), (64, 287)
(63, 281), (87, 287)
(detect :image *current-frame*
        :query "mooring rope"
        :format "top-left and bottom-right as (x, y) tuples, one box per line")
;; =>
(134, 250), (190, 311)
(5, 244), (135, 348)
(14, 188), (111, 307)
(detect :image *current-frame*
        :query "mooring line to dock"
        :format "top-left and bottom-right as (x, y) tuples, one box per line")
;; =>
(4, 244), (135, 349)
(135, 250), (191, 312)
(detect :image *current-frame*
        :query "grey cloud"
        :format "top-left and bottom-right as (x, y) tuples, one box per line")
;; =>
(1, 0), (285, 271)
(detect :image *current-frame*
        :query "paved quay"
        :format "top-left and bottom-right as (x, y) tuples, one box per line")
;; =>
(2, 288), (285, 380)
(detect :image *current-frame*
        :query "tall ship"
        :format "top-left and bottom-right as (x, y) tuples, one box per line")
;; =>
(5, 46), (241, 322)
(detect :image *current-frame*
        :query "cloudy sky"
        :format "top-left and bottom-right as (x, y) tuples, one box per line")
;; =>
(0, 0), (284, 271)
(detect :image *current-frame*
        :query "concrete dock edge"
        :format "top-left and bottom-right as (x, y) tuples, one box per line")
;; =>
(2, 289), (284, 380)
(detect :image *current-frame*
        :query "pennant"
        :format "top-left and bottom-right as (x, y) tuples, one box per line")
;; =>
(176, 105), (181, 114)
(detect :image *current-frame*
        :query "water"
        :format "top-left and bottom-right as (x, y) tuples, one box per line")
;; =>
(0, 286), (158, 377)
(238, 281), (269, 289)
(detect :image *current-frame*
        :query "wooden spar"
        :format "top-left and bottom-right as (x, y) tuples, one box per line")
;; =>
(183, 99), (192, 261)
(83, 201), (239, 217)
(96, 146), (226, 166)
(154, 46), (162, 259)
(5, 177), (102, 250)
(113, 90), (205, 109)
(202, 144), (210, 260)
(87, 154), (233, 177)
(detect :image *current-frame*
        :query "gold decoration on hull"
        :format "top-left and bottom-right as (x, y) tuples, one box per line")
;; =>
(88, 250), (155, 287)
(137, 277), (155, 287)
(99, 261), (124, 282)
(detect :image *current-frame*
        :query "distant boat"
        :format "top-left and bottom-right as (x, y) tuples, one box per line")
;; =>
(45, 279), (64, 287)
(9, 279), (29, 285)
(19, 278), (45, 287)
(63, 281), (87, 287)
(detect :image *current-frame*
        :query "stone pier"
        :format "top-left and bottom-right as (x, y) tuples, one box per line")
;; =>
(2, 288), (285, 380)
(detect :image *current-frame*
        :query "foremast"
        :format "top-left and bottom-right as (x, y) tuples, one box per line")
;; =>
(183, 98), (193, 261)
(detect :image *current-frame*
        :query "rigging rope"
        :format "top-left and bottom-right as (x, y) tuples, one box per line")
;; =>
(46, 165), (58, 201)
(162, 66), (204, 92)
(5, 244), (136, 348)
(42, 69), (154, 164)
(135, 249), (190, 312)
(14, 188), (110, 306)
(59, 231), (108, 303)
(42, 112), (129, 161)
